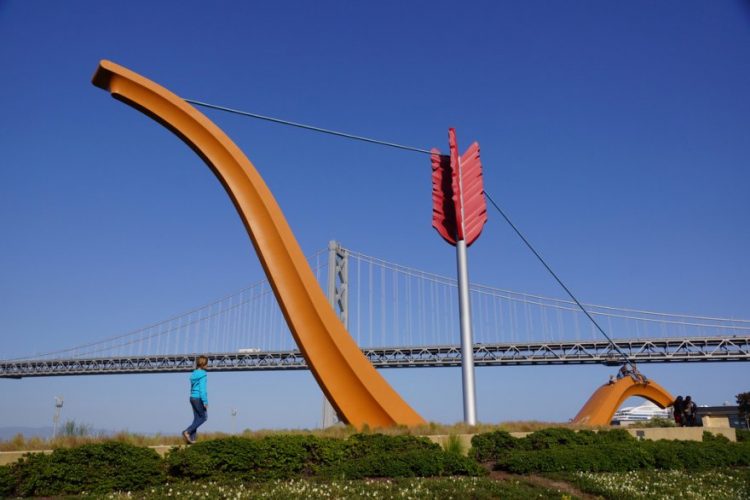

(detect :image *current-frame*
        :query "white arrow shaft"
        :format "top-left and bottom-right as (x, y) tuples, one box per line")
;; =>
(456, 239), (477, 425)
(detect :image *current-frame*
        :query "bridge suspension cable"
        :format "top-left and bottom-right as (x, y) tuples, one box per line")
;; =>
(4, 249), (327, 361)
(4, 243), (749, 363)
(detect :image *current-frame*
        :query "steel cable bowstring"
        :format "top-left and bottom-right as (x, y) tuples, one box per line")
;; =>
(483, 192), (631, 364)
(185, 99), (433, 155)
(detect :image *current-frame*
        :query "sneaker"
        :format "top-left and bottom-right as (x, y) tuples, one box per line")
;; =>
(182, 431), (192, 444)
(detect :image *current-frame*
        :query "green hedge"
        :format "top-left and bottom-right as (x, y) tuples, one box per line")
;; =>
(523, 428), (633, 449)
(642, 440), (750, 470)
(165, 433), (485, 481)
(0, 465), (13, 498)
(165, 435), (347, 480)
(471, 429), (750, 474)
(4, 442), (164, 497)
(495, 442), (750, 474)
(325, 448), (484, 479)
(495, 443), (655, 473)
(7, 429), (746, 495)
(736, 429), (750, 442)
(325, 434), (484, 479)
(470, 428), (634, 462)
(470, 430), (520, 461)
(1, 434), (485, 496)
(342, 433), (438, 457)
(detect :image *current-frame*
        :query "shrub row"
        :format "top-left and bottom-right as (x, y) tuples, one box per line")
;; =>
(337, 434), (484, 478)
(4, 428), (747, 496)
(0, 464), (14, 498)
(165, 433), (483, 480)
(165, 435), (344, 480)
(496, 441), (750, 473)
(471, 428), (750, 474)
(1, 434), (483, 497)
(496, 443), (654, 473)
(1, 442), (164, 497)
(471, 428), (633, 461)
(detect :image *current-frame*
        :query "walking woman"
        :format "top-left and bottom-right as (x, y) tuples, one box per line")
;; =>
(183, 355), (209, 444)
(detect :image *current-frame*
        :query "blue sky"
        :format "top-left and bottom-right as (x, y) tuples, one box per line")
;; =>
(1, 1), (748, 434)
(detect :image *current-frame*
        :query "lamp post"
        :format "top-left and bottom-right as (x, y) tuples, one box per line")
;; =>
(52, 396), (64, 439)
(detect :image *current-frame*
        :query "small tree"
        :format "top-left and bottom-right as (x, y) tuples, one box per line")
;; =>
(736, 392), (750, 429)
(62, 420), (92, 437)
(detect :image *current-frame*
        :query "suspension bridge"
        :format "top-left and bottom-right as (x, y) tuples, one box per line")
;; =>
(2, 242), (748, 379)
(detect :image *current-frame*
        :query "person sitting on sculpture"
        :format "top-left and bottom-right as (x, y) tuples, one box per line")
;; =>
(629, 362), (649, 384)
(616, 362), (648, 384)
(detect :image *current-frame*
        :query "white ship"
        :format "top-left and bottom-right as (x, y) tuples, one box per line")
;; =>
(611, 400), (671, 425)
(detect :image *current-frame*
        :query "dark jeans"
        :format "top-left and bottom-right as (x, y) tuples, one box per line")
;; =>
(184, 397), (207, 440)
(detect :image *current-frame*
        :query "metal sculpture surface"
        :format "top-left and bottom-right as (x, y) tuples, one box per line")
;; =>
(572, 376), (674, 425)
(92, 60), (425, 429)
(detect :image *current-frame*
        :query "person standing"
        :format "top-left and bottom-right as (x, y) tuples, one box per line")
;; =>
(183, 355), (209, 444)
(672, 396), (684, 426)
(683, 396), (697, 427)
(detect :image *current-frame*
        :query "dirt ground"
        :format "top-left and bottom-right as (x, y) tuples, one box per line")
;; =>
(488, 467), (601, 499)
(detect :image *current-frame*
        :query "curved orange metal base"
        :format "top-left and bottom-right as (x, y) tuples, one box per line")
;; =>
(92, 60), (425, 429)
(572, 377), (674, 426)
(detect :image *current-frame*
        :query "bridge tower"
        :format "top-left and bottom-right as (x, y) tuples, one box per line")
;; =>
(322, 240), (348, 427)
(326, 240), (349, 329)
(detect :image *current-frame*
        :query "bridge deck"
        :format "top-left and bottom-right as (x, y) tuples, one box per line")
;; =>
(2, 336), (748, 378)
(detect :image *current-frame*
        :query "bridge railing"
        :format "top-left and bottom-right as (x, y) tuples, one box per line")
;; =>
(2, 335), (749, 378)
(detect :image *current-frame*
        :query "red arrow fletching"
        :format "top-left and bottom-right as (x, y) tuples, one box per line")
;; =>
(431, 129), (487, 247)
(431, 148), (457, 245)
(458, 141), (487, 246)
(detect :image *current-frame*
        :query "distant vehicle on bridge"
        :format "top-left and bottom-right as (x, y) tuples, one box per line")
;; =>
(238, 348), (261, 354)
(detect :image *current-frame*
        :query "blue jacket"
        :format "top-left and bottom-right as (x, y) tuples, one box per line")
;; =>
(189, 369), (208, 405)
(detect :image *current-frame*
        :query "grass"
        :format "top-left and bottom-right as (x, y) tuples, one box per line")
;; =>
(442, 433), (466, 455)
